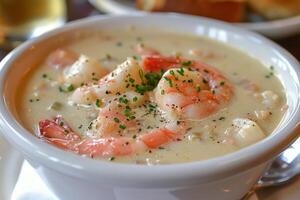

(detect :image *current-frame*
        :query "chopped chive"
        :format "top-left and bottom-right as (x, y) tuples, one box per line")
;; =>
(95, 99), (101, 107)
(164, 77), (173, 87)
(109, 157), (115, 161)
(176, 67), (185, 76)
(182, 60), (192, 67)
(119, 97), (129, 104)
(129, 78), (135, 83)
(67, 84), (74, 92)
(119, 124), (126, 129)
(196, 85), (201, 92)
(132, 96), (138, 102)
(114, 117), (120, 123)
(116, 41), (123, 47)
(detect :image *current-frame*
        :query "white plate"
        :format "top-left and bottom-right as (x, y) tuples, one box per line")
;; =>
(89, 0), (300, 38)
(0, 134), (299, 200)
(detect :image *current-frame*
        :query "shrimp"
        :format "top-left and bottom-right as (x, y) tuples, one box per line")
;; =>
(89, 103), (138, 138)
(70, 58), (143, 104)
(38, 116), (186, 158)
(63, 54), (109, 87)
(143, 55), (234, 119)
(46, 48), (79, 69)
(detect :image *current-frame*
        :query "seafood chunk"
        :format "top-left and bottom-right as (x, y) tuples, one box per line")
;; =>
(261, 90), (280, 109)
(64, 55), (108, 86)
(70, 58), (143, 104)
(232, 118), (265, 147)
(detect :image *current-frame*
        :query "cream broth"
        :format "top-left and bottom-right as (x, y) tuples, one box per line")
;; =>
(18, 30), (286, 164)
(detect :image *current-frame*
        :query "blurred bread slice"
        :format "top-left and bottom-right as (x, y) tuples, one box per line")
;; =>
(249, 0), (300, 19)
(136, 0), (246, 22)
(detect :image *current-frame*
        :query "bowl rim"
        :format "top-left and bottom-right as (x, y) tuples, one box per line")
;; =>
(0, 13), (300, 187)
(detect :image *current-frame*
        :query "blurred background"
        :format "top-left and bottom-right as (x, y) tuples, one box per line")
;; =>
(0, 0), (299, 60)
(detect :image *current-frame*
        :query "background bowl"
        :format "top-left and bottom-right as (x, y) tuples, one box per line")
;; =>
(0, 14), (300, 200)
(88, 0), (300, 38)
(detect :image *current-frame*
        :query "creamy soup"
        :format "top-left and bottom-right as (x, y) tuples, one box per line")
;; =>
(18, 29), (287, 165)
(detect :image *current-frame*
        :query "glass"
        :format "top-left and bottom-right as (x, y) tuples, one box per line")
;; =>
(0, 0), (66, 49)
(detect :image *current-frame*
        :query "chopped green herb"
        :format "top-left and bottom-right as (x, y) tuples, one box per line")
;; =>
(109, 157), (115, 161)
(59, 84), (75, 93)
(132, 135), (137, 139)
(42, 74), (47, 78)
(135, 71), (164, 95)
(88, 121), (93, 129)
(95, 99), (101, 107)
(161, 89), (165, 95)
(119, 124), (126, 129)
(124, 108), (131, 116)
(164, 77), (173, 87)
(176, 67), (185, 76)
(129, 78), (135, 83)
(169, 70), (178, 80)
(78, 125), (83, 129)
(116, 41), (123, 47)
(196, 85), (201, 92)
(220, 81), (225, 86)
(132, 96), (138, 102)
(148, 103), (157, 112)
(119, 97), (129, 104)
(67, 84), (74, 92)
(182, 60), (192, 67)
(114, 117), (120, 123)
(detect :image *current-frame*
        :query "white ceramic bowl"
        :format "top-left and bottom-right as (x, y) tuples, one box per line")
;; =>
(0, 14), (300, 200)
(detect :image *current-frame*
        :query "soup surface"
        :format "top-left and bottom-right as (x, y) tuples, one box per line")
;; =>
(18, 29), (287, 164)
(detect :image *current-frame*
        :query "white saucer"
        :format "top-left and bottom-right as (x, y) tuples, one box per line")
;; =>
(89, 0), (300, 38)
(0, 134), (299, 200)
